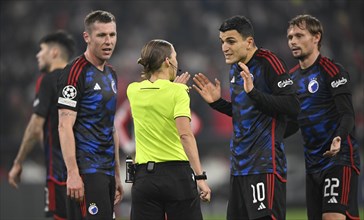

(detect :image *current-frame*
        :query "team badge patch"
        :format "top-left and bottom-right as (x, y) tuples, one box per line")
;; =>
(62, 85), (77, 99)
(308, 78), (319, 93)
(88, 203), (98, 215)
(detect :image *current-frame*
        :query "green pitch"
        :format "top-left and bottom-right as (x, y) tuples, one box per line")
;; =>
(117, 207), (364, 220)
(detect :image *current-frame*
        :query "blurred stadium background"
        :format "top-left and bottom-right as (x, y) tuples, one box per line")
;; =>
(0, 0), (363, 219)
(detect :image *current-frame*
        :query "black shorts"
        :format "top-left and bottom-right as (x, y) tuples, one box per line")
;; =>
(227, 173), (286, 220)
(66, 173), (116, 220)
(306, 165), (360, 219)
(131, 161), (202, 220)
(45, 180), (67, 219)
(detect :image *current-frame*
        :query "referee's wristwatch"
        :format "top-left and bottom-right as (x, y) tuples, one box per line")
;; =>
(195, 171), (207, 180)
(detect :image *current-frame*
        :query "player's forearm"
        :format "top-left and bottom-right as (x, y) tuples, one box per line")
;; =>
(113, 129), (121, 176)
(248, 88), (300, 118)
(58, 109), (79, 173)
(208, 98), (232, 116)
(59, 126), (79, 173)
(14, 115), (44, 164)
(334, 94), (355, 139)
(180, 133), (204, 175)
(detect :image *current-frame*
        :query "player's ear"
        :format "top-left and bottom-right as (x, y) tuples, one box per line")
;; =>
(50, 47), (59, 58)
(313, 32), (321, 45)
(83, 31), (90, 44)
(246, 37), (254, 50)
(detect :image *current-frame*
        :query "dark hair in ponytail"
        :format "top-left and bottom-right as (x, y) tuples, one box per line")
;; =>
(137, 39), (173, 79)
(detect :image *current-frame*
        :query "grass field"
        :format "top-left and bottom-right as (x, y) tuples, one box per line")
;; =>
(117, 208), (364, 220)
(200, 208), (364, 220)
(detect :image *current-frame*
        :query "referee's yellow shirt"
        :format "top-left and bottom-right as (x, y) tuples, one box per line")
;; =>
(127, 79), (191, 164)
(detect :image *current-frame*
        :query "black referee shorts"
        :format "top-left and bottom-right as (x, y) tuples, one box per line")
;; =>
(131, 161), (203, 220)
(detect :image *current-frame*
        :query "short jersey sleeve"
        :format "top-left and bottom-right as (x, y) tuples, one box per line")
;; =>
(57, 57), (88, 111)
(173, 84), (191, 119)
(34, 73), (54, 117)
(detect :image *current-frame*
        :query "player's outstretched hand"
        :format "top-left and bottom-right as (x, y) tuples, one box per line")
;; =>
(192, 73), (221, 103)
(8, 162), (22, 188)
(238, 62), (254, 93)
(323, 136), (341, 157)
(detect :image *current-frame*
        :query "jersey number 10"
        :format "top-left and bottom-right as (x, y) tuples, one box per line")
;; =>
(251, 182), (265, 203)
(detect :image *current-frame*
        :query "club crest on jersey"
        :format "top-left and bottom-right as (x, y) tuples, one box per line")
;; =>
(277, 79), (293, 88)
(88, 203), (98, 215)
(111, 80), (117, 94)
(308, 78), (319, 93)
(331, 77), (347, 88)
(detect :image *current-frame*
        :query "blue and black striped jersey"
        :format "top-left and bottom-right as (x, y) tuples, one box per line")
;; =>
(57, 55), (118, 176)
(211, 48), (299, 180)
(290, 55), (360, 174)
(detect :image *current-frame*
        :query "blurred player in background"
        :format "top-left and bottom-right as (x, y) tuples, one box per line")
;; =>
(193, 15), (300, 219)
(8, 30), (76, 219)
(127, 39), (211, 220)
(57, 10), (122, 219)
(286, 14), (361, 220)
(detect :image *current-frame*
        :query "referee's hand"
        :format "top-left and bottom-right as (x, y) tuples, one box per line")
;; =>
(197, 180), (211, 203)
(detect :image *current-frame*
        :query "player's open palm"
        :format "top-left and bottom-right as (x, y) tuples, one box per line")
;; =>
(323, 136), (341, 157)
(238, 62), (254, 93)
(8, 163), (22, 188)
(193, 73), (221, 103)
(67, 172), (84, 202)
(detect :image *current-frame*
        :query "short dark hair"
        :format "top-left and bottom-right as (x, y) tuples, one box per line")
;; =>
(84, 10), (116, 33)
(288, 14), (323, 50)
(137, 39), (173, 79)
(39, 30), (76, 60)
(219, 15), (254, 39)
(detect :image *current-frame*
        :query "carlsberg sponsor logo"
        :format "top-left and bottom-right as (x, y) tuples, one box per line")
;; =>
(277, 79), (293, 88)
(331, 77), (347, 88)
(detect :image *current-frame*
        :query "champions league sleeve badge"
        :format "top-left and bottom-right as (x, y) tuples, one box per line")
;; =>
(58, 85), (77, 107)
(88, 203), (99, 215)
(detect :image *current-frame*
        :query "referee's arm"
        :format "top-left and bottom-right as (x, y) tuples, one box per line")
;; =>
(176, 116), (211, 202)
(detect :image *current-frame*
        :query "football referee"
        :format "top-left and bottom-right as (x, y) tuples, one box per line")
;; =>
(127, 39), (211, 220)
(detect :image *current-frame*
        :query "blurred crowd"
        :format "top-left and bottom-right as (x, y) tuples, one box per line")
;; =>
(1, 0), (363, 211)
